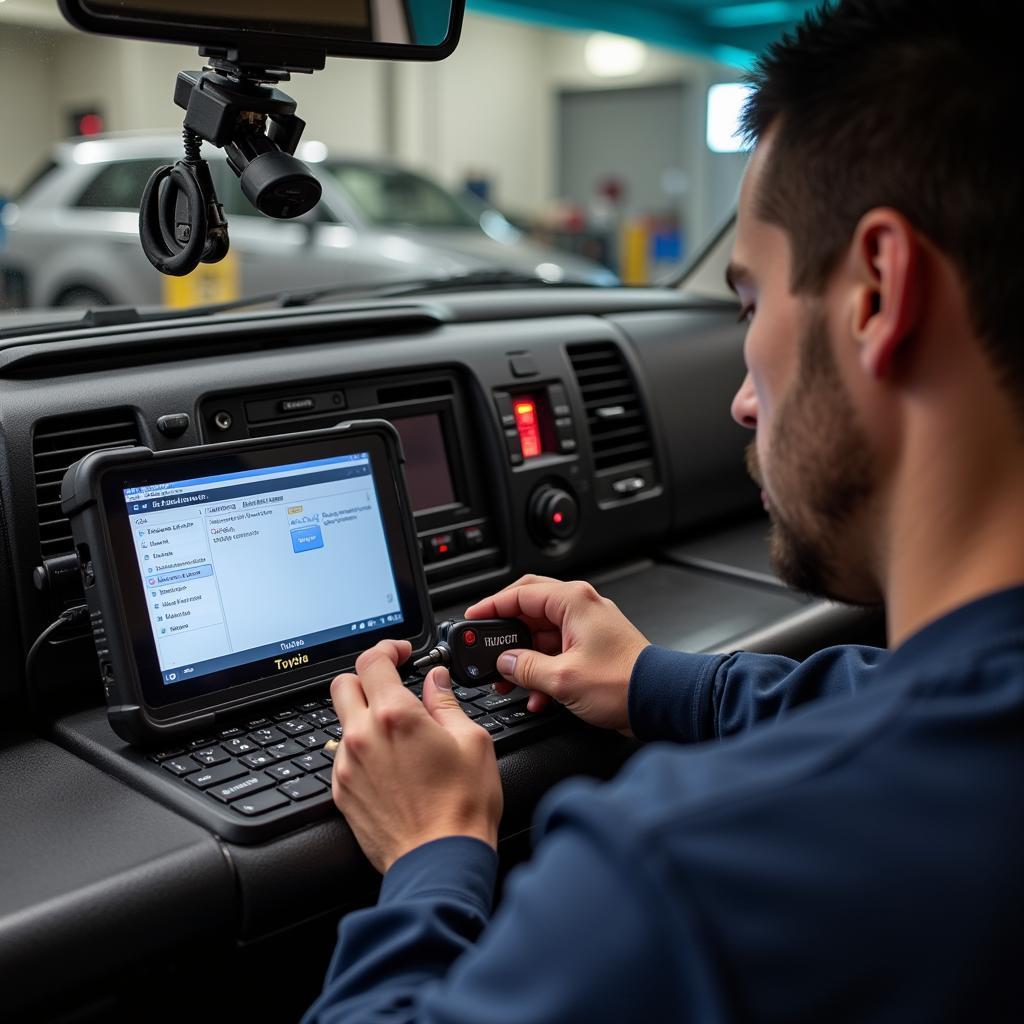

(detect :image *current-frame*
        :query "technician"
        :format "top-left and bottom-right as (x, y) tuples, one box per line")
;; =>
(305, 1), (1023, 1019)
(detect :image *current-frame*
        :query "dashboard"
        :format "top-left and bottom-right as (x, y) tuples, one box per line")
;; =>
(0, 286), (882, 1019)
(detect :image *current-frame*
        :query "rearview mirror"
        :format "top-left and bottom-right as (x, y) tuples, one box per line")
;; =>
(58, 0), (466, 65)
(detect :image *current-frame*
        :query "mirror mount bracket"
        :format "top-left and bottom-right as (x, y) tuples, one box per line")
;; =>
(197, 45), (326, 78)
(139, 55), (324, 278)
(173, 66), (304, 152)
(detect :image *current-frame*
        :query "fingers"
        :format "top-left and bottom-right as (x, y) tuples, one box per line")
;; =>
(465, 574), (558, 620)
(356, 640), (413, 704)
(331, 671), (367, 729)
(495, 647), (572, 699)
(355, 639), (411, 673)
(526, 691), (551, 713)
(421, 667), (472, 731)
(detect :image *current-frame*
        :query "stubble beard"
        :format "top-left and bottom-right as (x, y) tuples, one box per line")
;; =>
(747, 308), (881, 605)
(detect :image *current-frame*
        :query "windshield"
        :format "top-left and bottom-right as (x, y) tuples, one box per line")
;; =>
(327, 164), (480, 229)
(0, 7), (753, 320)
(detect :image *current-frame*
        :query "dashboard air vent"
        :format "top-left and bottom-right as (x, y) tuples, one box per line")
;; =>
(33, 409), (139, 558)
(567, 342), (653, 472)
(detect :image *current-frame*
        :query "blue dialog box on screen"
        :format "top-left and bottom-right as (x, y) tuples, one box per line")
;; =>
(290, 525), (324, 553)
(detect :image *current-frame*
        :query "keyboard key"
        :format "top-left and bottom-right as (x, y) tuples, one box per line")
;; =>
(495, 709), (532, 727)
(324, 724), (342, 739)
(240, 750), (276, 770)
(319, 696), (336, 707)
(474, 694), (514, 712)
(233, 789), (291, 816)
(222, 737), (257, 756)
(477, 717), (505, 735)
(292, 753), (323, 772)
(246, 716), (270, 729)
(315, 769), (334, 787)
(149, 748), (185, 763)
(461, 704), (485, 720)
(266, 739), (304, 760)
(217, 727), (243, 740)
(272, 708), (298, 721)
(304, 709), (337, 727)
(248, 727), (286, 747)
(294, 730), (329, 749)
(191, 747), (230, 767)
(187, 736), (217, 750)
(187, 761), (248, 790)
(209, 773), (276, 804)
(162, 757), (200, 777)
(278, 775), (328, 801)
(267, 762), (305, 781)
(279, 718), (313, 737)
(453, 687), (483, 701)
(296, 700), (321, 713)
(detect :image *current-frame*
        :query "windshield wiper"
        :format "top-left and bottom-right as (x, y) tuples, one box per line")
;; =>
(272, 269), (590, 307)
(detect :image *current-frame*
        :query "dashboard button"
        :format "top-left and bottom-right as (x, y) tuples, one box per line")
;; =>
(279, 397), (314, 414)
(554, 415), (578, 453)
(156, 413), (190, 437)
(509, 354), (538, 377)
(529, 485), (579, 543)
(548, 384), (571, 418)
(493, 391), (516, 428)
(462, 525), (486, 550)
(429, 532), (457, 560)
(504, 428), (524, 465)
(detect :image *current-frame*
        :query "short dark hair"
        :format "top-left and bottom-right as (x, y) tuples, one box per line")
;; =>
(741, 0), (1022, 398)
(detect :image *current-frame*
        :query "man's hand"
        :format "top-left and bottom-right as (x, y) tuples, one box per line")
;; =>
(465, 576), (649, 733)
(329, 640), (503, 874)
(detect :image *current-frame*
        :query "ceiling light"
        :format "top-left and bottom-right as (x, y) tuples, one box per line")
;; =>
(706, 83), (754, 153)
(299, 140), (328, 163)
(584, 33), (647, 78)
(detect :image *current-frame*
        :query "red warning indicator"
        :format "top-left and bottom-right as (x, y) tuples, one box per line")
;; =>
(513, 398), (542, 458)
(553, 512), (564, 525)
(463, 629), (477, 647)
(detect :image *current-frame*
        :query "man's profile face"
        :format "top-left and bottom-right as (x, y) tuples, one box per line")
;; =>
(729, 136), (880, 604)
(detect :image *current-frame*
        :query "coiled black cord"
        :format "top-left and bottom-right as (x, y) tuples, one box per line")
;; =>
(139, 127), (229, 276)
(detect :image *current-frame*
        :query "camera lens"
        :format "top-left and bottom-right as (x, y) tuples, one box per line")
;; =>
(213, 411), (233, 431)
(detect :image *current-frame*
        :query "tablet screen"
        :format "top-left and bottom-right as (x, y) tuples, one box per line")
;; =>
(98, 429), (427, 712)
(123, 451), (403, 687)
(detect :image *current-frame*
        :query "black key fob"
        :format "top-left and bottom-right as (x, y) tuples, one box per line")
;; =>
(414, 618), (532, 686)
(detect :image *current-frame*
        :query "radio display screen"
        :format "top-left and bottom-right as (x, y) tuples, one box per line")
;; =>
(392, 413), (456, 511)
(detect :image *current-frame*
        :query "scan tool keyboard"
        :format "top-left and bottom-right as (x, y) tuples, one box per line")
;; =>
(144, 674), (561, 841)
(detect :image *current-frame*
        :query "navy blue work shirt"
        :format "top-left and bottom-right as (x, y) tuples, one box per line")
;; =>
(303, 586), (1024, 1022)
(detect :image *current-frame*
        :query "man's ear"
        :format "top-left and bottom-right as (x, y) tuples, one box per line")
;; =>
(849, 208), (925, 379)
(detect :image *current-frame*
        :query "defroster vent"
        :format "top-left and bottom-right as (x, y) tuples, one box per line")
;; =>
(33, 410), (139, 558)
(567, 342), (654, 472)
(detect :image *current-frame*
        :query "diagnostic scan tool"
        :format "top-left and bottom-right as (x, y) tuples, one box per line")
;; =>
(61, 420), (432, 744)
(60, 420), (555, 840)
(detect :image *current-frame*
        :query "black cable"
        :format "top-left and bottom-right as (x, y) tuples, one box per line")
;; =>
(25, 605), (89, 694)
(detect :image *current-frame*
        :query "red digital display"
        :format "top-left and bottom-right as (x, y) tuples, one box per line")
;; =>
(513, 398), (543, 458)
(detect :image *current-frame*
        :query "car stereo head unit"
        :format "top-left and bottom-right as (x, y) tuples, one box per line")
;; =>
(60, 420), (432, 745)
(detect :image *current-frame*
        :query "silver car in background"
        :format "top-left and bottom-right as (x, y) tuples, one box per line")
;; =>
(0, 135), (616, 309)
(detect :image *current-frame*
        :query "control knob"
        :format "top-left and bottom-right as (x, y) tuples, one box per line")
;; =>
(528, 485), (579, 543)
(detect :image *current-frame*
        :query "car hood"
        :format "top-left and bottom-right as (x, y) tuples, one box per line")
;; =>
(369, 226), (617, 285)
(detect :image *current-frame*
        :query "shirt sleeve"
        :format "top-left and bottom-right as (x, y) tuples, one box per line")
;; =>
(301, 786), (697, 1024)
(627, 642), (887, 744)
